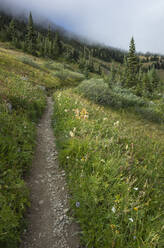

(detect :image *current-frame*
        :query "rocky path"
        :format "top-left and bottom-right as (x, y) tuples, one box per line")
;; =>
(20, 97), (80, 248)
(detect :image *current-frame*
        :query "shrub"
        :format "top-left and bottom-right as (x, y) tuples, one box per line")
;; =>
(76, 79), (147, 108)
(76, 79), (164, 123)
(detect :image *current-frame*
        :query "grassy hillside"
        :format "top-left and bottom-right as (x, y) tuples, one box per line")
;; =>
(52, 89), (164, 248)
(0, 40), (164, 248)
(0, 44), (85, 247)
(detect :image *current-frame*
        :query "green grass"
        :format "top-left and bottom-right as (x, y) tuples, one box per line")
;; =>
(52, 89), (164, 248)
(0, 45), (85, 95)
(0, 80), (46, 247)
(0, 43), (86, 247)
(0, 46), (47, 247)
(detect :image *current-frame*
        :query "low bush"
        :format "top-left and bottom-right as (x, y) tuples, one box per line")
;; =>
(76, 79), (164, 123)
(19, 57), (45, 71)
(76, 79), (147, 108)
(52, 69), (85, 86)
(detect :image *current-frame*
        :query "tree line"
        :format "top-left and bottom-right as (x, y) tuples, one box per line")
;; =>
(0, 11), (127, 74)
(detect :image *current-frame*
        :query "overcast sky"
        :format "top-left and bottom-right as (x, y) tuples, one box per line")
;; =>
(1, 0), (164, 54)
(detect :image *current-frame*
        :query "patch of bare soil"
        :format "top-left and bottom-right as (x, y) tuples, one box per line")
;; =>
(20, 97), (80, 248)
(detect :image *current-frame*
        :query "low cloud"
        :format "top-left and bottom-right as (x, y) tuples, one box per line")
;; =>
(1, 0), (164, 54)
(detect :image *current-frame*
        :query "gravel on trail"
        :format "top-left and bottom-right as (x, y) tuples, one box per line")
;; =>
(20, 97), (80, 248)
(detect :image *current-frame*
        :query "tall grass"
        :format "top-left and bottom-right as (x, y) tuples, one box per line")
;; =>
(53, 89), (164, 248)
(0, 52), (46, 247)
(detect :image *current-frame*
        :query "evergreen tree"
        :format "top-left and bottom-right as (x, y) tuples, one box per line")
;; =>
(8, 19), (17, 44)
(36, 32), (44, 56)
(26, 12), (36, 55)
(47, 25), (52, 41)
(53, 32), (62, 58)
(109, 62), (117, 83)
(147, 67), (160, 92)
(126, 37), (139, 87)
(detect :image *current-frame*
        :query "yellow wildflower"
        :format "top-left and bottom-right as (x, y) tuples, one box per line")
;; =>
(134, 207), (138, 211)
(110, 224), (116, 229)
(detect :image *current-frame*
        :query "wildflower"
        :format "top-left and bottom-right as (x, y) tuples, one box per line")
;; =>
(64, 109), (68, 112)
(134, 187), (138, 191)
(110, 224), (116, 229)
(133, 207), (138, 211)
(115, 230), (119, 234)
(129, 217), (134, 222)
(111, 206), (116, 213)
(103, 117), (107, 121)
(66, 156), (69, 159)
(74, 108), (80, 119)
(133, 236), (137, 240)
(125, 144), (128, 150)
(7, 102), (12, 113)
(69, 131), (74, 137)
(76, 202), (80, 208)
(114, 121), (119, 127)
(57, 93), (61, 98)
(80, 108), (89, 119)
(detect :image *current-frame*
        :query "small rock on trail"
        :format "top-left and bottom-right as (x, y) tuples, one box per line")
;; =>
(20, 97), (80, 248)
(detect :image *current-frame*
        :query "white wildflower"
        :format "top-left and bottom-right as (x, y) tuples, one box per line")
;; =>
(69, 131), (74, 137)
(112, 206), (116, 213)
(129, 218), (134, 222)
(114, 121), (119, 127)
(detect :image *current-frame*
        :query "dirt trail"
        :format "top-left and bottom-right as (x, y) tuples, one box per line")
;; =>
(20, 97), (80, 248)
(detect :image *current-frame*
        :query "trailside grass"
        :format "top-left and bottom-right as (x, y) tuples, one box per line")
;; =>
(0, 42), (85, 247)
(0, 48), (47, 247)
(52, 89), (164, 248)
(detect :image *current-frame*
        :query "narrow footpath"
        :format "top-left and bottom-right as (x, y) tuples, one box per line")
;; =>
(20, 97), (80, 248)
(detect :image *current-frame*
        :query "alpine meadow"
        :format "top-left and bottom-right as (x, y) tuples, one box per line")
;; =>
(0, 2), (164, 248)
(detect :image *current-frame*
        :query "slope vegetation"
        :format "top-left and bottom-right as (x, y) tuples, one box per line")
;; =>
(0, 44), (84, 247)
(53, 89), (164, 248)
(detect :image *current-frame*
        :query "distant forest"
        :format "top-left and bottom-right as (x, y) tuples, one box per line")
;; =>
(0, 11), (127, 74)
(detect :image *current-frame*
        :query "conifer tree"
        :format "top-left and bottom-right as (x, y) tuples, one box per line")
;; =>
(26, 12), (36, 55)
(53, 32), (62, 58)
(8, 19), (17, 44)
(36, 32), (44, 56)
(126, 37), (139, 87)
(47, 25), (52, 41)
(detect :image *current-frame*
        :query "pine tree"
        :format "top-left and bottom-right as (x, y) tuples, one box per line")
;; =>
(147, 67), (160, 92)
(36, 32), (44, 56)
(110, 63), (117, 83)
(8, 19), (17, 44)
(53, 32), (62, 58)
(126, 37), (139, 87)
(26, 12), (36, 55)
(47, 25), (52, 41)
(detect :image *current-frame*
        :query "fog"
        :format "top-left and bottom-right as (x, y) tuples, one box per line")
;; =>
(1, 0), (164, 54)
